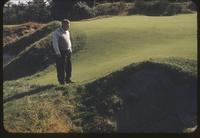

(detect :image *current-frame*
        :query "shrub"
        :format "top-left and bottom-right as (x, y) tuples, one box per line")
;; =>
(127, 5), (137, 15)
(187, 1), (197, 11)
(133, 0), (183, 16)
(163, 4), (182, 15)
(95, 2), (127, 16)
(134, 0), (148, 14)
(146, 0), (170, 16)
(72, 1), (96, 20)
(118, 2), (127, 12)
(71, 31), (87, 53)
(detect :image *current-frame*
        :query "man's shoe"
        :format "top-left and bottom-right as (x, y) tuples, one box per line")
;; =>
(59, 81), (65, 85)
(65, 79), (74, 83)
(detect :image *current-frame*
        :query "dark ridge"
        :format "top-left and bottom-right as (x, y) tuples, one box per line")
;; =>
(79, 61), (197, 132)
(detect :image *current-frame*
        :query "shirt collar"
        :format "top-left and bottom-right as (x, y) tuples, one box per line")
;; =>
(60, 27), (68, 33)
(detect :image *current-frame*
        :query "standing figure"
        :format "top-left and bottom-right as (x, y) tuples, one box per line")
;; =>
(52, 19), (73, 84)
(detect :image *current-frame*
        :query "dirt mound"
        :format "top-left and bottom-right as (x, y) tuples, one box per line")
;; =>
(3, 22), (44, 46)
(81, 61), (197, 132)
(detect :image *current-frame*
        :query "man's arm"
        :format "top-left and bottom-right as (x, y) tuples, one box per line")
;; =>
(52, 30), (61, 56)
(68, 31), (72, 53)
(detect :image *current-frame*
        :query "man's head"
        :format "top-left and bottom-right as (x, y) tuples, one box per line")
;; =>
(62, 19), (70, 31)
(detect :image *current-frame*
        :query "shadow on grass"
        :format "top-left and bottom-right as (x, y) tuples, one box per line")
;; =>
(79, 61), (197, 132)
(3, 84), (54, 104)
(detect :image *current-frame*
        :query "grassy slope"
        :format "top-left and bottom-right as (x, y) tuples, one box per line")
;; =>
(3, 14), (197, 132)
(27, 14), (197, 85)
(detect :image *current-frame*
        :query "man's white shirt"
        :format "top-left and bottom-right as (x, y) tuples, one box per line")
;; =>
(52, 27), (72, 56)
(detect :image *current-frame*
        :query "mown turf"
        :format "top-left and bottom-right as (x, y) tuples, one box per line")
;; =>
(4, 14), (197, 84)
(25, 14), (197, 85)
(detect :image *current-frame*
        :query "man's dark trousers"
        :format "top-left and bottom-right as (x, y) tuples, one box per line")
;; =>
(56, 50), (72, 84)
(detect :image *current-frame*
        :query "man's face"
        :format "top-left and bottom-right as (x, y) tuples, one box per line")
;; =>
(62, 22), (70, 31)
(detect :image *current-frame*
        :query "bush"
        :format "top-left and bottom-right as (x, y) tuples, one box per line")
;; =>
(127, 5), (137, 15)
(187, 1), (197, 11)
(134, 0), (148, 14)
(95, 2), (127, 16)
(133, 0), (183, 16)
(71, 31), (87, 53)
(72, 1), (96, 20)
(146, 0), (170, 16)
(163, 4), (182, 15)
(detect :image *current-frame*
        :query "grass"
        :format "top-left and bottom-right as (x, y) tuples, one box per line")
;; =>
(3, 13), (197, 132)
(3, 59), (197, 132)
(3, 24), (22, 29)
(27, 13), (197, 85)
(3, 85), (72, 132)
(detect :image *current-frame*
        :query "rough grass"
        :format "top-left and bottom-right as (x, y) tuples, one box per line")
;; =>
(3, 84), (73, 133)
(78, 61), (197, 132)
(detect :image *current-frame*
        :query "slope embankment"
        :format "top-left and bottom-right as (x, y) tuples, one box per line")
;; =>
(79, 61), (197, 132)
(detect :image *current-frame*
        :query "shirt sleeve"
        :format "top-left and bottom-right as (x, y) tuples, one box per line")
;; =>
(68, 32), (72, 52)
(52, 30), (61, 55)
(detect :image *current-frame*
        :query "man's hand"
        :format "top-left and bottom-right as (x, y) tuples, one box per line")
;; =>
(68, 48), (72, 53)
(56, 54), (61, 58)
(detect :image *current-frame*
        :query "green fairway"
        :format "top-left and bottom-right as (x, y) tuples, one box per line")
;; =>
(28, 14), (197, 85)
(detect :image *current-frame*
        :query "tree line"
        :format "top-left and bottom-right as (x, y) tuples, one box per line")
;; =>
(3, 0), (192, 24)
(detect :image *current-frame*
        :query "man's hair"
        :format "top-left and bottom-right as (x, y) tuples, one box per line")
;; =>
(62, 19), (70, 24)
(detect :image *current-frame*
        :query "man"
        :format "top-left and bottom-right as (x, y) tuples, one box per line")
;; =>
(52, 19), (73, 84)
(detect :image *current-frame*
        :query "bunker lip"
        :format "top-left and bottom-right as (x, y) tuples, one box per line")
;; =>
(3, 22), (44, 47)
(81, 61), (197, 132)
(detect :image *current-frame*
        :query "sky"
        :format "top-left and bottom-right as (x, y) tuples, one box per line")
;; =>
(7, 0), (33, 4)
(5, 0), (49, 5)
